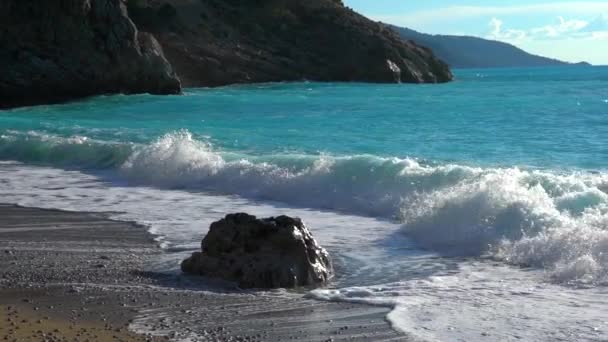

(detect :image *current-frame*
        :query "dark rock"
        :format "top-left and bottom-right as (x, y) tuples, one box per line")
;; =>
(0, 0), (453, 110)
(181, 213), (332, 289)
(130, 0), (452, 87)
(0, 0), (181, 109)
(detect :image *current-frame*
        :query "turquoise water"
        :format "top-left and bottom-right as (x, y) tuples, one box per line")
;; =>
(2, 65), (608, 268)
(2, 66), (607, 170)
(2, 66), (608, 340)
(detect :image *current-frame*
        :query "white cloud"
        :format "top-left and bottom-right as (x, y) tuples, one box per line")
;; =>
(488, 17), (527, 41)
(529, 17), (589, 39)
(489, 17), (502, 37)
(487, 15), (608, 42)
(372, 2), (608, 28)
(582, 13), (608, 32)
(359, 2), (608, 65)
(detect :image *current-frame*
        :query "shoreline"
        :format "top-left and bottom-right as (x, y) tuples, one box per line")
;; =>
(0, 203), (405, 341)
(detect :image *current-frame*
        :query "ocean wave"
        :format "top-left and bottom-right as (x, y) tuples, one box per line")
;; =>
(400, 168), (608, 285)
(0, 130), (132, 168)
(1, 130), (607, 284)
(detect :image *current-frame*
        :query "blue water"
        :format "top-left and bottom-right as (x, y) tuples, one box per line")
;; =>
(2, 66), (607, 170)
(2, 66), (608, 340)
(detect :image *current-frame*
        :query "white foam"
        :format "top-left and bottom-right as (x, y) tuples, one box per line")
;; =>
(120, 132), (608, 284)
(400, 168), (608, 285)
(0, 161), (401, 267)
(311, 262), (608, 341)
(2, 130), (608, 284)
(2, 161), (607, 341)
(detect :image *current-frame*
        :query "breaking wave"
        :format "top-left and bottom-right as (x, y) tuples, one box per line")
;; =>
(1, 130), (607, 284)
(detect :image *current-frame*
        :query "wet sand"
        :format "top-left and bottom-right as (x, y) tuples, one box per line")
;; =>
(0, 204), (404, 341)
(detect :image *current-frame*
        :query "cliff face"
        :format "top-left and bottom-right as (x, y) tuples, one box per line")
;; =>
(129, 0), (453, 87)
(0, 0), (181, 109)
(0, 0), (452, 109)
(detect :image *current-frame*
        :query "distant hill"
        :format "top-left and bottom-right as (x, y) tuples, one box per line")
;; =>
(391, 26), (587, 69)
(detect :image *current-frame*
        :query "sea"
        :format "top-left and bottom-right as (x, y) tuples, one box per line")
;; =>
(1, 66), (607, 341)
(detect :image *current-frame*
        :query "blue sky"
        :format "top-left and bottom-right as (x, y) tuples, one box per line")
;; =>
(344, 1), (608, 65)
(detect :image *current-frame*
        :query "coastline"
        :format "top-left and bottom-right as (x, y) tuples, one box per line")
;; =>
(0, 204), (404, 341)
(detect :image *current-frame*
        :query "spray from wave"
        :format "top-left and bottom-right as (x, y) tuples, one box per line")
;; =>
(400, 168), (608, 284)
(1, 130), (607, 284)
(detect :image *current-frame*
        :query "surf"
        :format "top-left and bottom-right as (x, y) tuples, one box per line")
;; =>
(1, 129), (607, 284)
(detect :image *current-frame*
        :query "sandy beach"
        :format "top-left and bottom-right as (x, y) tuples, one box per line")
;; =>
(0, 204), (404, 341)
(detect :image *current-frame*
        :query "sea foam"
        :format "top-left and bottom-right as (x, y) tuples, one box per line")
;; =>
(1, 130), (607, 284)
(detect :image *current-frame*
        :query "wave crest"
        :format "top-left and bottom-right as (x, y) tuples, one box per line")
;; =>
(400, 168), (608, 284)
(2, 130), (607, 284)
(0, 131), (132, 168)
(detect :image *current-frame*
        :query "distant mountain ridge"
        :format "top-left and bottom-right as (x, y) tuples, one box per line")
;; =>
(392, 26), (589, 69)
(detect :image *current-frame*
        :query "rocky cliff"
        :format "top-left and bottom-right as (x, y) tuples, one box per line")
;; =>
(0, 0), (452, 109)
(0, 0), (181, 109)
(128, 0), (453, 87)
